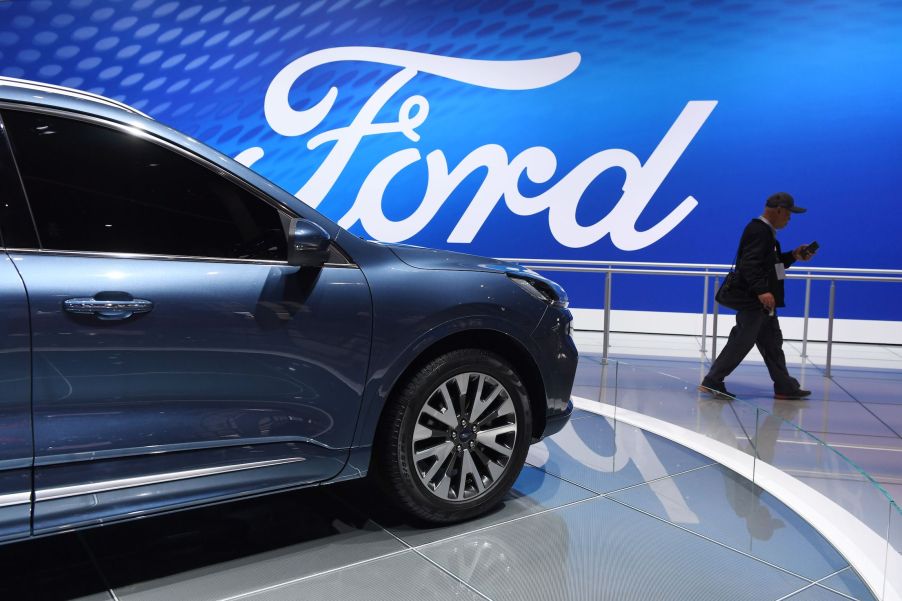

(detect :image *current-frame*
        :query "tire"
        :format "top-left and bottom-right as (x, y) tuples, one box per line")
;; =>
(375, 348), (532, 523)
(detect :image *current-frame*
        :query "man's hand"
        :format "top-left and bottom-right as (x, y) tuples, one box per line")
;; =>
(793, 244), (815, 261)
(758, 292), (776, 311)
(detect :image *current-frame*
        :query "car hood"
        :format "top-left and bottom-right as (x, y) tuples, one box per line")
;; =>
(385, 243), (522, 274)
(383, 243), (568, 303)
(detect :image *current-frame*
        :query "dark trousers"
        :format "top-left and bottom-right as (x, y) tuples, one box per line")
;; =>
(706, 309), (798, 393)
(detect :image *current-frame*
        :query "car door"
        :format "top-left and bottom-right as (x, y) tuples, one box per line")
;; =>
(0, 108), (372, 535)
(0, 133), (33, 543)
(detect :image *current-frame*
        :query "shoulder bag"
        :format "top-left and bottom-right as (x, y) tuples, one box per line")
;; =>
(714, 243), (750, 311)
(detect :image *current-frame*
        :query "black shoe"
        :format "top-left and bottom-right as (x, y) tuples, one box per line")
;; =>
(774, 388), (812, 400)
(699, 378), (735, 400)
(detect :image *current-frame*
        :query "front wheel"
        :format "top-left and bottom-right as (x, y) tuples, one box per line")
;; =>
(376, 349), (532, 523)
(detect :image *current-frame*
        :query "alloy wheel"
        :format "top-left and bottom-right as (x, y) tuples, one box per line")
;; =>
(411, 372), (517, 502)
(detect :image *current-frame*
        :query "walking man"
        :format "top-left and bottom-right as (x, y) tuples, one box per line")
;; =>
(700, 192), (817, 400)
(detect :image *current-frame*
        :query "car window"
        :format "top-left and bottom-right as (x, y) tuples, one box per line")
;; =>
(0, 117), (39, 249)
(1, 109), (286, 261)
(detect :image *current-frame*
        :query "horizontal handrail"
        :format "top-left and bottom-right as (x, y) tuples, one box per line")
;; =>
(516, 265), (902, 283)
(505, 258), (902, 379)
(499, 257), (902, 276)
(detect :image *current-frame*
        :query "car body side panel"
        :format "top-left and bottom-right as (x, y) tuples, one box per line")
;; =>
(339, 239), (559, 457)
(530, 306), (579, 420)
(0, 253), (31, 542)
(9, 253), (371, 533)
(33, 444), (346, 535)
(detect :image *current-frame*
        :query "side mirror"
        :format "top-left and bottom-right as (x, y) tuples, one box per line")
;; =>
(287, 218), (331, 267)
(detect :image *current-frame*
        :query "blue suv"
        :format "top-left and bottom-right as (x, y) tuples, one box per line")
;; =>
(0, 77), (576, 542)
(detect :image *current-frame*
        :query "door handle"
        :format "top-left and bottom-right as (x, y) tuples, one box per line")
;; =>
(64, 296), (154, 320)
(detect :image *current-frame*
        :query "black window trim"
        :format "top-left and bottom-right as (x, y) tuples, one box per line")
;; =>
(0, 102), (356, 268)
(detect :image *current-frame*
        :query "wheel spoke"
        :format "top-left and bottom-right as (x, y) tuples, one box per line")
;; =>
(418, 442), (455, 481)
(472, 446), (508, 481)
(415, 440), (454, 462)
(468, 377), (502, 424)
(494, 397), (515, 418)
(441, 382), (464, 420)
(454, 374), (470, 408)
(475, 423), (516, 456)
(413, 422), (448, 443)
(455, 458), (467, 499)
(432, 457), (456, 499)
(486, 458), (506, 480)
(422, 396), (458, 430)
(461, 451), (485, 496)
(468, 374), (485, 420)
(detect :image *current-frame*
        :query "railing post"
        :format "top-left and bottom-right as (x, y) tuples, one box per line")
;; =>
(711, 276), (720, 360)
(603, 270), (612, 362)
(801, 277), (812, 359)
(701, 273), (709, 353)
(826, 280), (836, 378)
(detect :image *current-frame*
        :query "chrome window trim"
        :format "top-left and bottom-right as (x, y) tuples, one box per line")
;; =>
(0, 491), (31, 509)
(36, 456), (308, 502)
(3, 247), (359, 268)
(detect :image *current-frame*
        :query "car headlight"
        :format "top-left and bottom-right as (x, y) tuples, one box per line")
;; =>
(508, 275), (568, 308)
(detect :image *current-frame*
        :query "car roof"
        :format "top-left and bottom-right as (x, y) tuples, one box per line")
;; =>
(0, 76), (152, 119)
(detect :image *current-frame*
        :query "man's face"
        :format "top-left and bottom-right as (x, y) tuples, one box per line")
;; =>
(773, 207), (791, 229)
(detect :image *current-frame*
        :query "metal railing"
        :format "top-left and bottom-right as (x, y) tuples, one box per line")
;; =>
(501, 258), (902, 377)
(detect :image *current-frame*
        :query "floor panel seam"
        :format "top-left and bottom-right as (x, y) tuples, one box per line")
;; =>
(411, 492), (605, 551)
(773, 580), (818, 601)
(606, 495), (825, 585)
(212, 548), (412, 601)
(804, 360), (902, 440)
(823, 377), (902, 440)
(599, 462), (720, 496)
(522, 462), (609, 496)
(408, 550), (495, 601)
(806, 567), (863, 601)
(379, 527), (494, 601)
(75, 532), (120, 601)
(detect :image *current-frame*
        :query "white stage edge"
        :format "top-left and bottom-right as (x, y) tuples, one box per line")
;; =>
(573, 396), (901, 601)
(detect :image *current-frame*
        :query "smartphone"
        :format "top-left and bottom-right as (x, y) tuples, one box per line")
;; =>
(802, 241), (820, 259)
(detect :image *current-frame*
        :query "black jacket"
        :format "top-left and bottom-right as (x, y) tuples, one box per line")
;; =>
(735, 218), (796, 308)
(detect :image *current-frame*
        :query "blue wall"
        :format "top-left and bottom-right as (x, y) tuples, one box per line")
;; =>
(1, 0), (900, 319)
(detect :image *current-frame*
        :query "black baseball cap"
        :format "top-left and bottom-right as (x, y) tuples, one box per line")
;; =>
(766, 192), (806, 213)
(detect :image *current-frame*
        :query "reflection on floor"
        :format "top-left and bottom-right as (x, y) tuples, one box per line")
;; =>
(2, 413), (877, 600)
(3, 331), (894, 601)
(574, 331), (902, 505)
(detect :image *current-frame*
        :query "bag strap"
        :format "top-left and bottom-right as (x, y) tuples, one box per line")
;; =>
(729, 239), (741, 271)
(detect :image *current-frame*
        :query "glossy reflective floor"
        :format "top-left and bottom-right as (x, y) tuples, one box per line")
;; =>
(5, 331), (894, 601)
(4, 419), (877, 599)
(575, 331), (902, 505)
